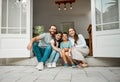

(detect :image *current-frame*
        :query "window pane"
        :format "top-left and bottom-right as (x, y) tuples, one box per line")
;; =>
(1, 28), (6, 34)
(8, 0), (20, 27)
(21, 0), (27, 34)
(102, 0), (119, 23)
(103, 23), (119, 30)
(96, 25), (102, 31)
(95, 0), (101, 24)
(8, 29), (20, 34)
(8, 0), (21, 34)
(2, 0), (7, 27)
(62, 22), (74, 32)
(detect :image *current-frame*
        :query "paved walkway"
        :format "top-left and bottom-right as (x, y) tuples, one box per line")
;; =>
(0, 66), (120, 82)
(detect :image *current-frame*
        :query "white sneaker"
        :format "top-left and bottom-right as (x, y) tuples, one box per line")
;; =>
(37, 62), (44, 71)
(52, 62), (56, 68)
(47, 63), (52, 68)
(35, 64), (39, 69)
(35, 62), (41, 69)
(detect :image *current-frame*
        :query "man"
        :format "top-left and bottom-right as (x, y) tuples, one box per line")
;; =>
(27, 25), (57, 70)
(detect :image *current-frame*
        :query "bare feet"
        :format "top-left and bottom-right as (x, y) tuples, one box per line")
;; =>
(80, 63), (88, 68)
(76, 64), (81, 68)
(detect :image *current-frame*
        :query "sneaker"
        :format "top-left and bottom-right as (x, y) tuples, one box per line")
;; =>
(52, 62), (56, 68)
(47, 63), (52, 68)
(35, 63), (40, 69)
(72, 64), (76, 68)
(64, 63), (68, 67)
(35, 62), (42, 69)
(37, 62), (44, 71)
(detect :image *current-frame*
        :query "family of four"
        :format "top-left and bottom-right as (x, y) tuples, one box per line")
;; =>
(27, 25), (89, 71)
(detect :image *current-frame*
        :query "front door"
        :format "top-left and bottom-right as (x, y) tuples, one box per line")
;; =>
(91, 0), (120, 57)
(0, 0), (32, 58)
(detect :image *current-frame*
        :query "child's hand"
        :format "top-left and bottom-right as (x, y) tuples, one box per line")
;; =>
(58, 48), (61, 52)
(64, 48), (69, 52)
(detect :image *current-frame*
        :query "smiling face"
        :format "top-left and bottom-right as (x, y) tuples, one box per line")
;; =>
(49, 26), (57, 36)
(62, 33), (68, 41)
(69, 28), (75, 37)
(55, 33), (62, 41)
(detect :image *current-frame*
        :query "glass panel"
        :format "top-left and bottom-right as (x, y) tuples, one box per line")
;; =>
(8, 28), (20, 34)
(1, 28), (6, 34)
(95, 0), (101, 24)
(103, 23), (119, 30)
(21, 29), (26, 34)
(96, 25), (102, 31)
(21, 0), (27, 34)
(8, 0), (21, 34)
(8, 0), (20, 27)
(102, 0), (119, 23)
(2, 0), (7, 27)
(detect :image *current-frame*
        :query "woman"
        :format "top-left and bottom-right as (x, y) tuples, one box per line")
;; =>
(68, 28), (89, 67)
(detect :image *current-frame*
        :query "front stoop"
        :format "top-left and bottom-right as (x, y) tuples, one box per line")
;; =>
(0, 56), (120, 66)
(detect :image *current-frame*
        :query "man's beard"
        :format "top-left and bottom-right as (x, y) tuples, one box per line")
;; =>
(50, 31), (55, 36)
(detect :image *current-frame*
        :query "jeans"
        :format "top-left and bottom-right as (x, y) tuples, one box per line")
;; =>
(48, 50), (60, 63)
(32, 42), (52, 63)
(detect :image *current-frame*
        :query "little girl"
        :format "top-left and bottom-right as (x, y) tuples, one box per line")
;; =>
(47, 31), (62, 68)
(60, 32), (75, 67)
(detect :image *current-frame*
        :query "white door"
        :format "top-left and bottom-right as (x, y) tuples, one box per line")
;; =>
(0, 0), (32, 58)
(91, 0), (120, 57)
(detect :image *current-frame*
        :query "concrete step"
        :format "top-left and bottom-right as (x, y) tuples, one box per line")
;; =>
(86, 56), (120, 66)
(0, 56), (120, 66)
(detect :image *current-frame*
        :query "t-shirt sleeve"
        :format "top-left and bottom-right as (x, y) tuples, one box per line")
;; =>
(50, 39), (55, 44)
(39, 33), (45, 39)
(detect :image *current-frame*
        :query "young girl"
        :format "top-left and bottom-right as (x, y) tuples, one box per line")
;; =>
(60, 32), (75, 67)
(47, 31), (62, 68)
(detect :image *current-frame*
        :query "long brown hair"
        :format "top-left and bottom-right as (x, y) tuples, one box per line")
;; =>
(69, 27), (79, 44)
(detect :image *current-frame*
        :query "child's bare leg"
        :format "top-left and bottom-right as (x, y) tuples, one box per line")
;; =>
(65, 52), (74, 64)
(60, 50), (67, 64)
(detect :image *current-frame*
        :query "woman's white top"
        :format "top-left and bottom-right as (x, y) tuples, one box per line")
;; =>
(69, 34), (88, 48)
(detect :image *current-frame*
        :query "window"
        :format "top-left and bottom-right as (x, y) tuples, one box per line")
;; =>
(1, 0), (27, 34)
(95, 0), (119, 31)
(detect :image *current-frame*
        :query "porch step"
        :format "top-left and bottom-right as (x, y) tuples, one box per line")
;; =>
(0, 56), (120, 66)
(86, 56), (120, 66)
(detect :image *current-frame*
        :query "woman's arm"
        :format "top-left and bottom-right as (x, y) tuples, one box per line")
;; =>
(76, 34), (87, 48)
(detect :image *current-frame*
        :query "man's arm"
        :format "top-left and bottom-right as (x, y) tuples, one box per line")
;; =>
(27, 35), (40, 50)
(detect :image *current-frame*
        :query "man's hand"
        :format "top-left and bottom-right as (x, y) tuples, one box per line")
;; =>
(27, 43), (32, 50)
